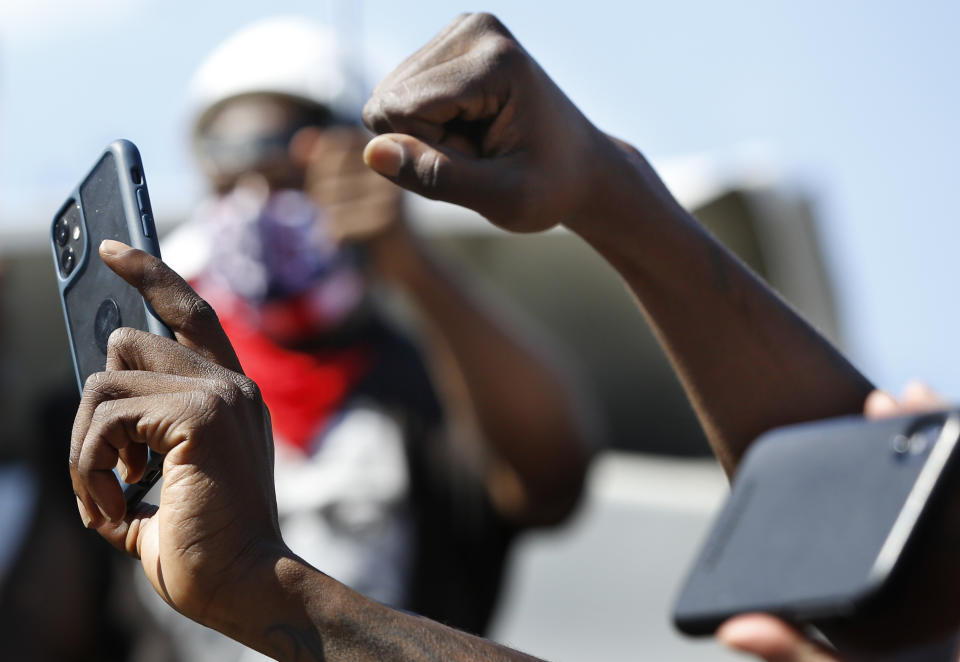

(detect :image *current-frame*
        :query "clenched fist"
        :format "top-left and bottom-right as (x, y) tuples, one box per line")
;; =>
(362, 12), (633, 233)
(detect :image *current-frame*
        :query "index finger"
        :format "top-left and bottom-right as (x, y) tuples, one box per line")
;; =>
(99, 240), (243, 374)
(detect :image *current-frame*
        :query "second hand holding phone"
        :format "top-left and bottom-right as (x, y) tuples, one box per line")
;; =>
(673, 410), (960, 636)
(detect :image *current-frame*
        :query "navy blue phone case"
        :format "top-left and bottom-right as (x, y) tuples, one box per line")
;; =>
(673, 410), (960, 635)
(51, 139), (172, 507)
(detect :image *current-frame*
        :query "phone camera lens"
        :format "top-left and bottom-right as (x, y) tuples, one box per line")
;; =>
(892, 434), (911, 455)
(909, 422), (941, 455)
(60, 247), (76, 276)
(55, 217), (70, 246)
(893, 421), (942, 459)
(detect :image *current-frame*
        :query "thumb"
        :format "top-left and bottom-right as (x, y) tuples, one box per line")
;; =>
(99, 240), (243, 373)
(363, 133), (524, 227)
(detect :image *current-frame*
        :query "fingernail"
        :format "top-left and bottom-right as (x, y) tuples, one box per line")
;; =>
(76, 496), (92, 528)
(100, 239), (130, 256)
(363, 137), (405, 178)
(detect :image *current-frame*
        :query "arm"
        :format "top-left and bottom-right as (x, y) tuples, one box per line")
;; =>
(374, 226), (591, 524)
(564, 144), (872, 472)
(360, 13), (872, 475)
(69, 243), (548, 662)
(301, 127), (591, 524)
(226, 552), (546, 661)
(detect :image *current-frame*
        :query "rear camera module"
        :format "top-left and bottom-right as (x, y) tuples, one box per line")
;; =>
(893, 420), (943, 459)
(60, 247), (76, 276)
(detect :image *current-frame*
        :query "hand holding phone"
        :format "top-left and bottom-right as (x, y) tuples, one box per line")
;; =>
(51, 139), (172, 506)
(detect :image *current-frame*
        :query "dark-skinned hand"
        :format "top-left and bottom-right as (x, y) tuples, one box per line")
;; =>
(361, 12), (639, 233)
(69, 239), (283, 632)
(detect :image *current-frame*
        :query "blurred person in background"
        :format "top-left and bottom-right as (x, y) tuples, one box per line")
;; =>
(0, 386), (180, 662)
(150, 16), (592, 661)
(0, 385), (119, 662)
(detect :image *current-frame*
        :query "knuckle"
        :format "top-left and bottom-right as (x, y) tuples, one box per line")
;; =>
(361, 96), (394, 135)
(480, 34), (525, 72)
(468, 12), (509, 36)
(361, 98), (382, 130)
(187, 296), (217, 326)
(609, 135), (642, 160)
(179, 294), (219, 334)
(219, 377), (245, 407)
(83, 371), (115, 398)
(413, 150), (443, 192)
(235, 375), (262, 403)
(200, 374), (240, 411)
(106, 325), (137, 356)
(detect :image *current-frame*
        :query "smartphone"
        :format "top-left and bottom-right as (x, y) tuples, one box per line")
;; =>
(673, 410), (960, 635)
(51, 139), (171, 506)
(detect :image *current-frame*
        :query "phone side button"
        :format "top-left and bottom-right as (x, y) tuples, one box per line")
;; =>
(141, 212), (153, 237)
(135, 186), (150, 212)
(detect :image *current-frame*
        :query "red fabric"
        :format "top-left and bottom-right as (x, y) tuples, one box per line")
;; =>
(211, 296), (371, 455)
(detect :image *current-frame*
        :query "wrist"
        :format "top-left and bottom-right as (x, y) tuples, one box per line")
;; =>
(219, 551), (390, 662)
(201, 543), (334, 657)
(564, 132), (688, 257)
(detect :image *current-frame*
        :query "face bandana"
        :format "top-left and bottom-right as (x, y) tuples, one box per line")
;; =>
(190, 185), (371, 453)
(197, 185), (365, 342)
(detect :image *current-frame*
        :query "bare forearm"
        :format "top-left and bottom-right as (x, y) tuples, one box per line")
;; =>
(375, 230), (591, 522)
(567, 140), (874, 474)
(223, 554), (546, 662)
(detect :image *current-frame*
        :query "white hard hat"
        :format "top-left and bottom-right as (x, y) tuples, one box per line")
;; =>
(188, 16), (366, 131)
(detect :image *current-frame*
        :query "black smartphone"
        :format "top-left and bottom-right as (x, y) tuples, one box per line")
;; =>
(673, 410), (960, 635)
(51, 139), (171, 506)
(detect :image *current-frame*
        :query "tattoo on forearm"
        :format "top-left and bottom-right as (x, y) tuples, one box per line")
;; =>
(265, 624), (327, 661)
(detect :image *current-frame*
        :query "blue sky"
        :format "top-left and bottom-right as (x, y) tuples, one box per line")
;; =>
(2, 0), (960, 397)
